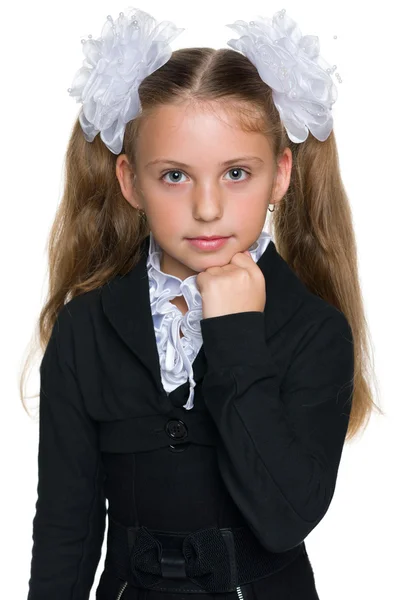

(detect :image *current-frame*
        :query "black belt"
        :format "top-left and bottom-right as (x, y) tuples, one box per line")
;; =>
(104, 515), (305, 594)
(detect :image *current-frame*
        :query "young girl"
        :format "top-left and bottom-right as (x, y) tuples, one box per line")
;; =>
(23, 7), (380, 600)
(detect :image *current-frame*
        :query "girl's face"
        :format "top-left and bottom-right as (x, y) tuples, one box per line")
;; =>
(117, 102), (292, 280)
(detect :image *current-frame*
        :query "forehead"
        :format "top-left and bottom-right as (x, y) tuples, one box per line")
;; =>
(136, 101), (272, 162)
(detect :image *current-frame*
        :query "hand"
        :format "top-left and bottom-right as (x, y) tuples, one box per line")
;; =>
(196, 250), (266, 319)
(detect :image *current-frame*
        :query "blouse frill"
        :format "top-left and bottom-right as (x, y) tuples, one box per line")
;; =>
(146, 230), (272, 410)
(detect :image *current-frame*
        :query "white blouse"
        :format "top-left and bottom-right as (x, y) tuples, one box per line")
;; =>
(146, 230), (272, 410)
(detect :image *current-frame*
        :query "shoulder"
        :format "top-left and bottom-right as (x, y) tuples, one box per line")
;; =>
(289, 291), (354, 370)
(305, 291), (352, 337)
(266, 242), (352, 345)
(55, 286), (105, 329)
(275, 268), (355, 370)
(302, 287), (351, 324)
(44, 287), (104, 363)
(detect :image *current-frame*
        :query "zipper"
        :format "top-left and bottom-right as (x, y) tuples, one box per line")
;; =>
(117, 577), (243, 599)
(115, 580), (128, 600)
(236, 586), (244, 600)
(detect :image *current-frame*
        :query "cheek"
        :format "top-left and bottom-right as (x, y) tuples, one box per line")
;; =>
(146, 200), (185, 231)
(230, 194), (268, 237)
(234, 195), (266, 220)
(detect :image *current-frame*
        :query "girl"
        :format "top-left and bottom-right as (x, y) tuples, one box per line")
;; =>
(23, 7), (380, 600)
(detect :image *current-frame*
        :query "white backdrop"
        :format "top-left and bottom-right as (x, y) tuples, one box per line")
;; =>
(2, 1), (398, 598)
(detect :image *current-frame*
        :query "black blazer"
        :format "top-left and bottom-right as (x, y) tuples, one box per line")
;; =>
(27, 234), (354, 599)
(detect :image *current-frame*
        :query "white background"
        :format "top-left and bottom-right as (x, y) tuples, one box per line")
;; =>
(1, 1), (399, 598)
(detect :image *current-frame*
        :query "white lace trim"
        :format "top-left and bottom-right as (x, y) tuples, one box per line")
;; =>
(146, 230), (272, 409)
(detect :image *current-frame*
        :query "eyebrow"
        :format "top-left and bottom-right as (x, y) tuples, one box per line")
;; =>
(144, 155), (265, 169)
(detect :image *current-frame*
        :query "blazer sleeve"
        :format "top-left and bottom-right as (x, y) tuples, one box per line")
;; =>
(27, 307), (107, 600)
(199, 308), (354, 553)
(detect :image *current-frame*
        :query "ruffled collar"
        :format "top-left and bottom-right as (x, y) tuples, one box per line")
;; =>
(146, 230), (272, 410)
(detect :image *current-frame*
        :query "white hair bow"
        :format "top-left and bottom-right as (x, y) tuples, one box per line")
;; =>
(68, 8), (185, 154)
(68, 7), (338, 153)
(225, 8), (338, 143)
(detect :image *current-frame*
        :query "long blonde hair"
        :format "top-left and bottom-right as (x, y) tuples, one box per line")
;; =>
(19, 47), (382, 440)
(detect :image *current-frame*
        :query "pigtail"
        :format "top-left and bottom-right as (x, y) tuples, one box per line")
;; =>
(272, 131), (382, 440)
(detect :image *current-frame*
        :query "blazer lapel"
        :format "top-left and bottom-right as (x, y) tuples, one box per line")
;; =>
(101, 233), (307, 395)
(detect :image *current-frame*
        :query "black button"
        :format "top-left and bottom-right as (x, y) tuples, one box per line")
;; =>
(165, 419), (188, 440)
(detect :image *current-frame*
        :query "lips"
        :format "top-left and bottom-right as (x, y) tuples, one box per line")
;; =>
(188, 236), (229, 240)
(186, 237), (231, 250)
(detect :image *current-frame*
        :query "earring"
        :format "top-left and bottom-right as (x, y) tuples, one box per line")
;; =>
(135, 206), (147, 220)
(268, 203), (275, 212)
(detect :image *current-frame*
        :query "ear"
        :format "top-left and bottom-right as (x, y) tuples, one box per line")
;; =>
(270, 147), (293, 206)
(115, 154), (142, 209)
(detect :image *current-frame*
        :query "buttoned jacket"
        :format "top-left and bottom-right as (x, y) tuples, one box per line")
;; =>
(27, 234), (354, 599)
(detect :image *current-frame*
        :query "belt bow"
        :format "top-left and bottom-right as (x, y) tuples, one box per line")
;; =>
(130, 525), (232, 591)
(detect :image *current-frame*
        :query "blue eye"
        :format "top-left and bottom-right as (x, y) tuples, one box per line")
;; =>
(160, 168), (251, 186)
(226, 168), (251, 182)
(162, 170), (188, 185)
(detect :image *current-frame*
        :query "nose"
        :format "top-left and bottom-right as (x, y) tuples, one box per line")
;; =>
(192, 184), (223, 221)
